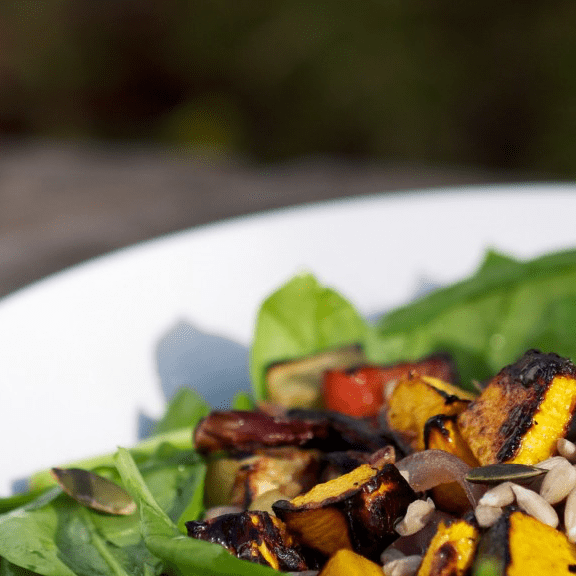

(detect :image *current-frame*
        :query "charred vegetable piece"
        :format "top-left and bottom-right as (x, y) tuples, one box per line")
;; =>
(318, 548), (384, 576)
(472, 507), (576, 576)
(194, 410), (329, 455)
(384, 373), (475, 452)
(266, 344), (366, 408)
(321, 446), (396, 481)
(417, 516), (479, 576)
(50, 468), (136, 515)
(458, 349), (576, 465)
(323, 353), (460, 418)
(286, 408), (398, 453)
(186, 510), (311, 571)
(230, 447), (320, 508)
(272, 463), (416, 561)
(424, 414), (480, 514)
(204, 457), (244, 507)
(424, 414), (480, 467)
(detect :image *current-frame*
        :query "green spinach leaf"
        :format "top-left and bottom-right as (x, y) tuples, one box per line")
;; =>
(153, 389), (210, 435)
(370, 248), (576, 386)
(115, 448), (281, 576)
(250, 273), (368, 400)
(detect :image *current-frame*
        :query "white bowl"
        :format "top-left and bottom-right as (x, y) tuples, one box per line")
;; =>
(2, 184), (576, 495)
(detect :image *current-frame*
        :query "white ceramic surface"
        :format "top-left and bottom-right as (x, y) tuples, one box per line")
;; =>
(2, 184), (576, 495)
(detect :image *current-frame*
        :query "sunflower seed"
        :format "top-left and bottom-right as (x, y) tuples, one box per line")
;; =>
(395, 498), (435, 536)
(203, 505), (244, 520)
(383, 555), (422, 576)
(540, 458), (576, 504)
(478, 481), (515, 508)
(564, 486), (576, 543)
(381, 547), (406, 565)
(466, 463), (546, 484)
(536, 456), (568, 470)
(511, 483), (558, 528)
(474, 504), (503, 528)
(558, 439), (576, 463)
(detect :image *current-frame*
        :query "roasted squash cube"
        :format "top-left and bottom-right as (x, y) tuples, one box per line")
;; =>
(472, 508), (576, 576)
(417, 516), (479, 576)
(424, 414), (480, 514)
(384, 373), (475, 452)
(272, 462), (416, 561)
(186, 510), (310, 571)
(319, 549), (384, 576)
(458, 349), (576, 465)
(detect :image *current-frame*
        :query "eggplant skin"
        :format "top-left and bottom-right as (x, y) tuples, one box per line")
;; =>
(186, 510), (312, 571)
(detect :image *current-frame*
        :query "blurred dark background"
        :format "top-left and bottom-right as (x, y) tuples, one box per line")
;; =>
(0, 1), (573, 296)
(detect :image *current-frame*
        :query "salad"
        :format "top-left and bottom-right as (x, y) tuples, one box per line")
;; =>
(3, 248), (576, 576)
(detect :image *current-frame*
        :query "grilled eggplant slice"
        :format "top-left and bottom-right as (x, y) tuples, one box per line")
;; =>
(230, 447), (320, 508)
(417, 516), (479, 576)
(472, 507), (576, 576)
(266, 344), (367, 408)
(318, 548), (384, 576)
(384, 373), (475, 452)
(186, 510), (311, 571)
(458, 349), (576, 465)
(272, 462), (416, 561)
(194, 410), (329, 455)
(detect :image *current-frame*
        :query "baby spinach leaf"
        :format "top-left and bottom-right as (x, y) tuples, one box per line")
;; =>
(115, 449), (281, 576)
(371, 248), (576, 386)
(153, 389), (210, 435)
(231, 391), (256, 411)
(250, 273), (368, 400)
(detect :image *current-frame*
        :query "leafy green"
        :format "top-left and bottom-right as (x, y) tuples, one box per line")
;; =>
(115, 448), (281, 576)
(0, 444), (207, 576)
(231, 391), (256, 411)
(250, 272), (368, 400)
(370, 248), (576, 386)
(153, 389), (210, 435)
(29, 426), (197, 493)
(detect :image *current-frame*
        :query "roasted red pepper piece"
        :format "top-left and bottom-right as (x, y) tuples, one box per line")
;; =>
(322, 354), (458, 418)
(323, 366), (383, 418)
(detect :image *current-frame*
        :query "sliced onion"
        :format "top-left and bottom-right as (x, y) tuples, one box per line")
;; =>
(396, 449), (486, 507)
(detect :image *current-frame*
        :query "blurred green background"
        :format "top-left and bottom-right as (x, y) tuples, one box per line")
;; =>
(2, 1), (575, 175)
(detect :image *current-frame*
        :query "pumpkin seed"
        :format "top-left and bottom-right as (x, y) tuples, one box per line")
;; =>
(50, 467), (136, 515)
(465, 463), (546, 485)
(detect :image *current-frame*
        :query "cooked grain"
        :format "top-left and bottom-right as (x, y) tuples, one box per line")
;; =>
(511, 483), (559, 528)
(540, 458), (576, 504)
(383, 555), (422, 576)
(395, 498), (435, 536)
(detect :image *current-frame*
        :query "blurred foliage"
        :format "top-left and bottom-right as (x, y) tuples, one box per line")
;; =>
(2, 0), (576, 174)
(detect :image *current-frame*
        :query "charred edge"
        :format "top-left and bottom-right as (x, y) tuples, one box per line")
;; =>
(186, 511), (308, 571)
(346, 464), (416, 561)
(430, 542), (458, 575)
(496, 393), (546, 462)
(424, 414), (455, 448)
(504, 349), (576, 389)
